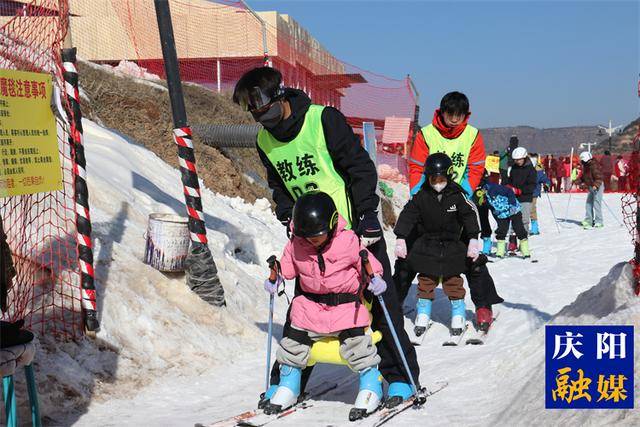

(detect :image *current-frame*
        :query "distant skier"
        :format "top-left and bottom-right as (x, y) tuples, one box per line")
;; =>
(394, 153), (481, 338)
(499, 135), (519, 183)
(614, 155), (630, 192)
(529, 153), (551, 235)
(473, 182), (494, 255)
(600, 150), (614, 191)
(506, 147), (537, 233)
(264, 191), (386, 419)
(477, 173), (530, 259)
(574, 151), (604, 229)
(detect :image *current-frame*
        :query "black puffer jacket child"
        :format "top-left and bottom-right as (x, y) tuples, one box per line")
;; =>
(394, 182), (480, 277)
(506, 159), (537, 203)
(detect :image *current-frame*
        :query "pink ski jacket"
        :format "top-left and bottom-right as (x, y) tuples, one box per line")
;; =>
(279, 216), (383, 334)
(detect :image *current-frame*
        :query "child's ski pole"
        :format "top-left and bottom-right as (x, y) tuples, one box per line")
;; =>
(602, 197), (625, 227)
(544, 192), (562, 234)
(359, 250), (425, 404)
(265, 255), (279, 393)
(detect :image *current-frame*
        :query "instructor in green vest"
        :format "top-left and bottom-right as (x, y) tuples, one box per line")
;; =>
(233, 67), (420, 409)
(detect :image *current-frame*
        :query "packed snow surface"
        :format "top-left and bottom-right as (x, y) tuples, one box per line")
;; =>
(48, 120), (636, 426)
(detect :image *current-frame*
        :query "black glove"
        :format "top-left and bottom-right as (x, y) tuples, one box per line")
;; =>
(467, 253), (489, 272)
(356, 211), (382, 247)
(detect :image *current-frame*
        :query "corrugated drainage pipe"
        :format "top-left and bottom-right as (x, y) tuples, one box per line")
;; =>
(192, 124), (261, 148)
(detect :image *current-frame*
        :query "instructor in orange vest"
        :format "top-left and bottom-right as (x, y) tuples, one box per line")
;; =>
(394, 91), (503, 332)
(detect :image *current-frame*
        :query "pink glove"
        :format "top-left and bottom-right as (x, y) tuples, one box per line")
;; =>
(467, 238), (480, 261)
(395, 238), (407, 259)
(368, 275), (387, 296)
(263, 276), (282, 295)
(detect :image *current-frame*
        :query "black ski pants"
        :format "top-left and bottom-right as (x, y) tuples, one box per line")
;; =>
(393, 229), (504, 310)
(269, 236), (420, 390)
(495, 212), (528, 241)
(478, 203), (492, 239)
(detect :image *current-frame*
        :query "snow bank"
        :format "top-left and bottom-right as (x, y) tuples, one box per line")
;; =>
(112, 60), (160, 81)
(494, 262), (639, 426)
(80, 59), (167, 92)
(32, 119), (289, 425)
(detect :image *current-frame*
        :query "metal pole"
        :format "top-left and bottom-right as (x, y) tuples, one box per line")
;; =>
(216, 59), (221, 93)
(602, 197), (624, 227)
(61, 48), (99, 333)
(154, 0), (225, 306)
(266, 294), (274, 391)
(154, 0), (187, 128)
(240, 0), (270, 63)
(62, 1), (73, 49)
(407, 75), (421, 152)
(545, 192), (562, 234)
(377, 295), (419, 396)
(569, 147), (574, 185)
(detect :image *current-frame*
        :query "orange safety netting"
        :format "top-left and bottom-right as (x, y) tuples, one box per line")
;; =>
(71, 0), (417, 143)
(622, 133), (640, 288)
(1, 0), (85, 338)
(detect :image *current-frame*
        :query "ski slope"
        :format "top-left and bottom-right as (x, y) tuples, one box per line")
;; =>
(60, 120), (637, 426)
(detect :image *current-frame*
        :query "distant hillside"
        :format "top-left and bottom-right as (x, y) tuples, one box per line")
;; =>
(479, 118), (639, 156)
(480, 125), (602, 156)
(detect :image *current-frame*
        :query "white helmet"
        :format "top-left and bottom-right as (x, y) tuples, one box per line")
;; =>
(512, 146), (528, 160)
(579, 151), (593, 163)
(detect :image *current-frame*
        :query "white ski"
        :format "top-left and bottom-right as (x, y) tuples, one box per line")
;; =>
(442, 322), (471, 346)
(466, 310), (501, 345)
(352, 381), (449, 427)
(409, 321), (433, 346)
(197, 381), (338, 427)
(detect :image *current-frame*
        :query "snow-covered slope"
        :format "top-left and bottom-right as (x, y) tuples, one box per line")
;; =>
(42, 119), (635, 426)
(36, 119), (290, 425)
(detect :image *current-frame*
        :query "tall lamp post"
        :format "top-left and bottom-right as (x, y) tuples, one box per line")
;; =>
(598, 120), (623, 152)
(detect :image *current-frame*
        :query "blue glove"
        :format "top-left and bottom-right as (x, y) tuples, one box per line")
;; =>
(264, 277), (281, 295)
(356, 211), (382, 247)
(368, 275), (387, 296)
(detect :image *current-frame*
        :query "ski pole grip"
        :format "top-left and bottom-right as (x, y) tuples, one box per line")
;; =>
(267, 255), (278, 283)
(359, 249), (374, 277)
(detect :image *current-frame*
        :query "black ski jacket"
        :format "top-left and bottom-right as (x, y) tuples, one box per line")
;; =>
(394, 182), (480, 277)
(256, 89), (379, 224)
(507, 160), (537, 203)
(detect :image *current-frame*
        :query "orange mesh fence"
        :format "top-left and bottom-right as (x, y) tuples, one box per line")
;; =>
(621, 132), (640, 290)
(1, 0), (87, 338)
(71, 0), (416, 158)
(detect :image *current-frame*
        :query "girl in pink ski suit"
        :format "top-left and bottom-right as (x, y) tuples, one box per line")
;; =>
(263, 191), (388, 416)
(274, 214), (384, 370)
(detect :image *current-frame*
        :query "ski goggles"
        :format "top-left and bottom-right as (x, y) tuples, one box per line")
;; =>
(237, 85), (284, 112)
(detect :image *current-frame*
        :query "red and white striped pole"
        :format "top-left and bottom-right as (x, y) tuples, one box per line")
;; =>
(173, 126), (208, 244)
(61, 47), (99, 333)
(155, 0), (225, 306)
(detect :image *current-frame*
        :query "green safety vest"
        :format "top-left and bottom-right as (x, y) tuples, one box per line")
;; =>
(257, 105), (353, 228)
(421, 124), (478, 184)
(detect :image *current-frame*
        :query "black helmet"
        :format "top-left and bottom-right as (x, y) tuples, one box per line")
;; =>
(233, 67), (285, 111)
(424, 152), (453, 178)
(292, 191), (338, 238)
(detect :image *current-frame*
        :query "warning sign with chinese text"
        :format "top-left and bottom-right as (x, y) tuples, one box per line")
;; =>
(0, 68), (61, 197)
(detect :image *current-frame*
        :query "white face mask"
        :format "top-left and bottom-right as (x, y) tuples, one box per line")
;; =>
(431, 182), (447, 193)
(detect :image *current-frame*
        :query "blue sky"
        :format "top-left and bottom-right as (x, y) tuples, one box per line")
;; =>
(249, 0), (638, 129)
